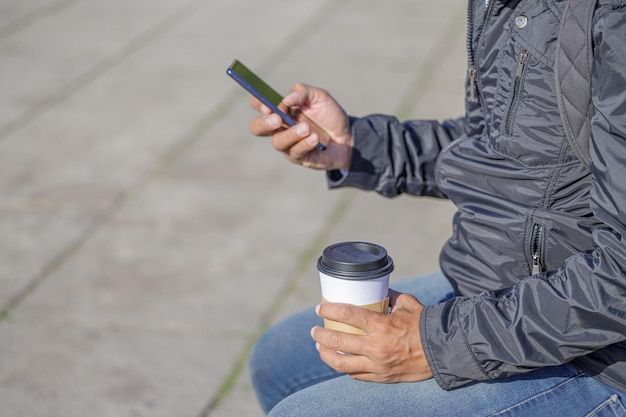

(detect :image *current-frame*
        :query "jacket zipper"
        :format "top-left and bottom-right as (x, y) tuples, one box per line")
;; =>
(466, 0), (495, 102)
(466, 0), (477, 101)
(531, 223), (544, 274)
(504, 50), (529, 135)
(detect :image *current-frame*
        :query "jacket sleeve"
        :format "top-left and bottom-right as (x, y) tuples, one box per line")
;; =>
(326, 115), (466, 198)
(421, 4), (626, 391)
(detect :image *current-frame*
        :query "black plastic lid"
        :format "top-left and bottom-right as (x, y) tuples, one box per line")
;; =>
(317, 241), (394, 280)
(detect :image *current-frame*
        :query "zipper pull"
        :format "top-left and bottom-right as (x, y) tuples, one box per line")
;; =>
(516, 50), (529, 78)
(530, 223), (544, 274)
(532, 253), (542, 274)
(469, 67), (478, 101)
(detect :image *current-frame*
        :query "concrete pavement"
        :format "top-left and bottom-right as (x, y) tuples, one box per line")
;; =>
(0, 0), (466, 415)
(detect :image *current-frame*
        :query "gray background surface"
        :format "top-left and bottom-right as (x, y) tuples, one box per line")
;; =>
(0, 0), (466, 415)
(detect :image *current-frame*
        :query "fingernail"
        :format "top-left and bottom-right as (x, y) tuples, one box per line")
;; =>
(315, 304), (321, 315)
(268, 115), (281, 128)
(315, 343), (320, 352)
(296, 123), (310, 136)
(310, 327), (316, 339)
(307, 133), (319, 145)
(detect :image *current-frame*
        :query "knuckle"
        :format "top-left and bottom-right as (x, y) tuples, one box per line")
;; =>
(328, 332), (344, 351)
(365, 313), (393, 338)
(333, 356), (350, 374)
(337, 305), (354, 323)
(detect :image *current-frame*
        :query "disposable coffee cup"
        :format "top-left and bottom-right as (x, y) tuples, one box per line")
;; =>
(317, 241), (394, 335)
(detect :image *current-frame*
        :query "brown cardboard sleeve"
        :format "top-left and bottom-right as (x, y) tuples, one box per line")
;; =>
(321, 297), (390, 335)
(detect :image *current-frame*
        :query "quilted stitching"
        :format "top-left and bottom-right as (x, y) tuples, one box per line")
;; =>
(555, 0), (596, 169)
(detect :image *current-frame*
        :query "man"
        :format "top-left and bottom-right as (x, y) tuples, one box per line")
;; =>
(247, 1), (626, 415)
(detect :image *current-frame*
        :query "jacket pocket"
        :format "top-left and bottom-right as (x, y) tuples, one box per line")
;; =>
(503, 49), (529, 136)
(530, 222), (544, 275)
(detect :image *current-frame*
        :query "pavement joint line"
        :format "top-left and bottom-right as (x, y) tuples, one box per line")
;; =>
(0, 0), (215, 145)
(0, 0), (84, 41)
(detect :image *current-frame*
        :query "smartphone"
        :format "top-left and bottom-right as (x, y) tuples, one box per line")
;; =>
(227, 59), (326, 150)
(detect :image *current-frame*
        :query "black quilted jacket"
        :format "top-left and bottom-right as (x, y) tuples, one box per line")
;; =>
(329, 0), (626, 394)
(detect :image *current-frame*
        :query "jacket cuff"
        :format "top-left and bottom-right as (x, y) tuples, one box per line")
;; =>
(326, 116), (386, 190)
(421, 300), (490, 390)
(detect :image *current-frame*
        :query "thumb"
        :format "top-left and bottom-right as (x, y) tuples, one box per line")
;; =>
(390, 290), (424, 313)
(282, 83), (311, 108)
(389, 289), (403, 312)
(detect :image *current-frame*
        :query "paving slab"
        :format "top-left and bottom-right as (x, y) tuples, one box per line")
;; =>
(0, 0), (467, 416)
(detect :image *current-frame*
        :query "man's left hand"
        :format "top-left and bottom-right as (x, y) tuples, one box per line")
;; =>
(311, 290), (433, 383)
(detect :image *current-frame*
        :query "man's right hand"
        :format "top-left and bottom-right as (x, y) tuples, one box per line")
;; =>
(249, 83), (353, 171)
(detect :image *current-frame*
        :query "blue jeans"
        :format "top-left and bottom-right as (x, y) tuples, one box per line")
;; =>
(249, 272), (626, 416)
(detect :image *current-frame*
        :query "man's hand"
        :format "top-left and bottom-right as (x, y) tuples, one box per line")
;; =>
(249, 83), (353, 171)
(310, 290), (433, 383)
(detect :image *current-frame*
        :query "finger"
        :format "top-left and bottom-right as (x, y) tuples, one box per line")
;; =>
(316, 342), (372, 375)
(311, 326), (364, 356)
(391, 292), (424, 314)
(249, 113), (282, 136)
(282, 84), (311, 108)
(281, 91), (301, 108)
(278, 133), (320, 161)
(348, 372), (378, 382)
(316, 302), (376, 332)
(249, 96), (273, 115)
(347, 371), (399, 384)
(389, 289), (402, 309)
(272, 123), (319, 156)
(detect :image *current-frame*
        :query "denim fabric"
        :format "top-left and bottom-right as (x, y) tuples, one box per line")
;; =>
(248, 272), (626, 416)
(268, 365), (626, 417)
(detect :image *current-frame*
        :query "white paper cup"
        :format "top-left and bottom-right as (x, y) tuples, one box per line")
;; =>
(317, 242), (394, 335)
(319, 272), (389, 305)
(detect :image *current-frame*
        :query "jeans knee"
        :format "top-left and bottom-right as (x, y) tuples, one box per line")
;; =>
(248, 308), (326, 413)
